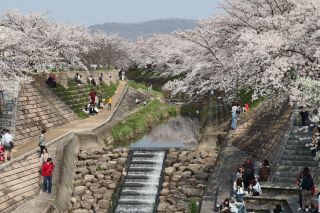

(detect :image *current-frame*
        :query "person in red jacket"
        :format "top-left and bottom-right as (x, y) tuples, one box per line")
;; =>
(41, 157), (54, 194)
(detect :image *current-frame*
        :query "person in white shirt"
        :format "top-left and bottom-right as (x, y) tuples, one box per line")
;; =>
(1, 129), (13, 161)
(39, 148), (51, 165)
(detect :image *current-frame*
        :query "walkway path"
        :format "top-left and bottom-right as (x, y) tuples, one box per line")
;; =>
(12, 80), (127, 159)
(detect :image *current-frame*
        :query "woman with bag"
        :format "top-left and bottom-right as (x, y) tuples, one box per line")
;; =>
(234, 178), (245, 202)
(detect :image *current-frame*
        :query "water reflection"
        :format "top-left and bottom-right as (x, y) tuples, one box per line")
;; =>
(131, 116), (199, 148)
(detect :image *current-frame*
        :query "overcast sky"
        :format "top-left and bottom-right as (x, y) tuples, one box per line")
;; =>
(0, 0), (222, 26)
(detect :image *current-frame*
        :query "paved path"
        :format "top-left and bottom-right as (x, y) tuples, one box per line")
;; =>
(200, 133), (254, 212)
(12, 80), (127, 159)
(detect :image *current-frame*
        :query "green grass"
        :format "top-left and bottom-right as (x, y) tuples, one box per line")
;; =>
(128, 80), (163, 98)
(189, 198), (198, 213)
(110, 99), (177, 143)
(52, 80), (119, 119)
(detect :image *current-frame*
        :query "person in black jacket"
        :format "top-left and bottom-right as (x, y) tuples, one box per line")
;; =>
(300, 168), (314, 211)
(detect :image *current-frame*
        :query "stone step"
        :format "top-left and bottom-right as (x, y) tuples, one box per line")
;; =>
(276, 165), (318, 173)
(286, 139), (309, 145)
(283, 149), (313, 156)
(288, 135), (311, 140)
(0, 179), (39, 203)
(0, 161), (41, 179)
(0, 172), (39, 191)
(281, 155), (315, 161)
(279, 160), (318, 167)
(0, 187), (39, 212)
(285, 144), (310, 150)
(273, 171), (300, 178)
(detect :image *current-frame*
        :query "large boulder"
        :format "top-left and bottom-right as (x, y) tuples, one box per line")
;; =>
(98, 200), (110, 209)
(187, 164), (202, 173)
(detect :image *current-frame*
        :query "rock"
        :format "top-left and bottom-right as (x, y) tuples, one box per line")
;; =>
(164, 175), (170, 182)
(194, 172), (209, 180)
(86, 159), (98, 166)
(81, 193), (94, 200)
(107, 161), (117, 169)
(84, 175), (95, 182)
(115, 164), (124, 172)
(99, 162), (109, 170)
(167, 196), (177, 205)
(157, 202), (168, 212)
(162, 182), (169, 188)
(79, 152), (88, 160)
(91, 187), (106, 194)
(169, 148), (177, 152)
(103, 190), (114, 200)
(81, 201), (92, 209)
(72, 201), (81, 209)
(96, 173), (104, 180)
(93, 193), (103, 200)
(74, 174), (83, 180)
(167, 151), (178, 160)
(200, 151), (209, 159)
(98, 200), (110, 209)
(190, 159), (203, 164)
(112, 170), (122, 182)
(160, 188), (170, 196)
(165, 167), (175, 176)
(165, 159), (173, 167)
(182, 187), (201, 197)
(179, 151), (188, 162)
(73, 180), (84, 187)
(187, 164), (202, 173)
(181, 171), (192, 179)
(171, 175), (181, 182)
(88, 166), (97, 174)
(71, 197), (78, 204)
(108, 182), (116, 189)
(117, 158), (127, 166)
(75, 167), (89, 175)
(76, 161), (86, 167)
(73, 210), (89, 213)
(178, 166), (188, 172)
(173, 163), (182, 168)
(73, 186), (87, 196)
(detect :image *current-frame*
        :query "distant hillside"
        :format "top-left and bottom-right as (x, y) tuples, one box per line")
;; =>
(90, 18), (197, 41)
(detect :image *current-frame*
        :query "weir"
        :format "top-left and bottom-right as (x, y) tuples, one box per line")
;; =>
(114, 150), (166, 213)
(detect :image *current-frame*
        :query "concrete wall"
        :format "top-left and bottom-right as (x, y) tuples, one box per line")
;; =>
(54, 134), (81, 212)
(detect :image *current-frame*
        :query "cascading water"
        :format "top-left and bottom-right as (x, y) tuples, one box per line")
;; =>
(115, 150), (166, 213)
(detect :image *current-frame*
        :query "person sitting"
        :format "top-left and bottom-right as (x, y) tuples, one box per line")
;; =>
(230, 197), (247, 213)
(135, 97), (141, 104)
(233, 177), (245, 202)
(250, 178), (262, 196)
(273, 204), (282, 213)
(46, 73), (57, 88)
(258, 159), (271, 181)
(219, 198), (231, 213)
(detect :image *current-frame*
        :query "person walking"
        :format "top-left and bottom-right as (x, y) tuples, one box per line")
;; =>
(300, 168), (314, 211)
(108, 97), (112, 110)
(258, 159), (271, 181)
(39, 130), (46, 157)
(231, 105), (237, 130)
(41, 157), (54, 194)
(89, 89), (97, 105)
(39, 148), (50, 165)
(1, 129), (13, 161)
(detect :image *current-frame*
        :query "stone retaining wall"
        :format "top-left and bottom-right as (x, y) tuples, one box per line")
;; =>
(70, 147), (128, 213)
(158, 147), (218, 212)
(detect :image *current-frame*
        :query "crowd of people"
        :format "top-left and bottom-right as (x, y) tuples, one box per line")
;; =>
(220, 158), (273, 213)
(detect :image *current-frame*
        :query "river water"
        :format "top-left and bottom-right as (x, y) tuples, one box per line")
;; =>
(131, 115), (200, 149)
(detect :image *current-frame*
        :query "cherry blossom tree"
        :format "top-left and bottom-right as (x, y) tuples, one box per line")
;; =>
(130, 0), (320, 104)
(85, 32), (130, 69)
(0, 10), (92, 91)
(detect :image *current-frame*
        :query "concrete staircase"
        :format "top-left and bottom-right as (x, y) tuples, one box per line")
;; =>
(14, 83), (76, 144)
(272, 127), (318, 184)
(0, 139), (59, 213)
